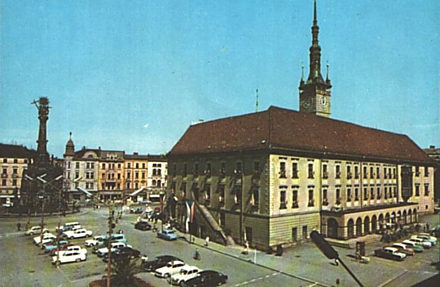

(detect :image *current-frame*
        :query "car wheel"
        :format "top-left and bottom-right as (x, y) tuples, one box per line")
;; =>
(76, 258), (81, 263)
(164, 273), (170, 278)
(30, 232), (34, 235)
(180, 281), (185, 287)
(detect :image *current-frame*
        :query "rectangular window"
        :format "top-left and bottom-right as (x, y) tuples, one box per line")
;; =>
(253, 162), (260, 175)
(376, 167), (380, 179)
(308, 189), (314, 206)
(135, 163), (139, 169)
(347, 166), (352, 179)
(377, 187), (381, 199)
(12, 179), (17, 186)
(347, 188), (352, 201)
(76, 162), (80, 169)
(235, 162), (242, 175)
(292, 190), (298, 208)
(363, 166), (368, 179)
(292, 227), (298, 242)
(363, 188), (368, 200)
(424, 167), (429, 177)
(424, 184), (429, 196)
(415, 166), (420, 176)
(322, 164), (328, 179)
(308, 163), (314, 179)
(370, 167), (374, 179)
(280, 190), (287, 209)
(279, 162), (286, 178)
(322, 189), (328, 205)
(384, 167), (388, 179)
(336, 165), (341, 179)
(336, 189), (341, 204)
(354, 166), (359, 179)
(384, 187), (388, 199)
(194, 163), (199, 177)
(302, 226), (308, 240)
(355, 188), (359, 201)
(371, 187), (375, 199)
(292, 162), (298, 178)
(415, 184), (420, 196)
(252, 187), (259, 206)
(127, 163), (131, 169)
(220, 162), (226, 177)
(1, 179), (6, 186)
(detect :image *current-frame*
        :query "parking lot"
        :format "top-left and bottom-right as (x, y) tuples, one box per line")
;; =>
(0, 207), (438, 287)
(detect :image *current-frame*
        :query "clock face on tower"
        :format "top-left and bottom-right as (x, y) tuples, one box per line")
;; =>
(320, 96), (327, 107)
(302, 99), (311, 109)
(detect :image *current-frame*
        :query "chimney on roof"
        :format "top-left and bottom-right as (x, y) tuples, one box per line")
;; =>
(134, 152), (138, 156)
(430, 145), (435, 149)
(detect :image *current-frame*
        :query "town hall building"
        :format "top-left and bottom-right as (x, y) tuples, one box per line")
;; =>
(165, 1), (436, 251)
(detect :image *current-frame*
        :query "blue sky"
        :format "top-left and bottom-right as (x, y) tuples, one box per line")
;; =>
(1, 0), (439, 158)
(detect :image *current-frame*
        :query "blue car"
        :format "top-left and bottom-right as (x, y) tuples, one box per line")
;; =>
(43, 240), (69, 253)
(157, 229), (179, 241)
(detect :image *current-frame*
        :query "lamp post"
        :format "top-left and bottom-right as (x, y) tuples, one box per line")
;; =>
(77, 187), (144, 287)
(35, 174), (62, 249)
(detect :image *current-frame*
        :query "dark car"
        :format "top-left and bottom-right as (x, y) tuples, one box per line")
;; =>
(141, 255), (182, 272)
(374, 247), (406, 261)
(102, 246), (141, 263)
(135, 221), (152, 231)
(130, 207), (143, 214)
(182, 270), (228, 287)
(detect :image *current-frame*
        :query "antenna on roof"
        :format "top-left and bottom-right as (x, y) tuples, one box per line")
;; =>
(255, 89), (259, 113)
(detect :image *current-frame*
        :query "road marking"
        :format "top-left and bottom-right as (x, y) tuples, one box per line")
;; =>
(233, 272), (279, 286)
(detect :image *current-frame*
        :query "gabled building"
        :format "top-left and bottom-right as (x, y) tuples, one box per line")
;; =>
(166, 1), (436, 250)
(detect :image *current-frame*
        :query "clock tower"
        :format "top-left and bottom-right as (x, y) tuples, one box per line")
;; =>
(299, 0), (332, 118)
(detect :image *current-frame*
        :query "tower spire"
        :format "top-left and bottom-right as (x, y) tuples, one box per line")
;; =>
(298, 0), (332, 118)
(308, 0), (324, 83)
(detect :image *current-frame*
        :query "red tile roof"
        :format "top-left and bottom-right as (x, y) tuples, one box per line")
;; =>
(169, 106), (433, 165)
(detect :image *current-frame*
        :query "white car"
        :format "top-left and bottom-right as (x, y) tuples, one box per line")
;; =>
(96, 242), (132, 257)
(408, 237), (432, 249)
(54, 245), (87, 256)
(85, 235), (108, 247)
(170, 265), (200, 285)
(52, 250), (87, 264)
(414, 234), (437, 245)
(26, 226), (48, 236)
(155, 260), (187, 278)
(33, 233), (56, 245)
(63, 228), (93, 239)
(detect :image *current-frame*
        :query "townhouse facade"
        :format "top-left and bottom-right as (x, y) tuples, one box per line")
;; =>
(0, 144), (35, 207)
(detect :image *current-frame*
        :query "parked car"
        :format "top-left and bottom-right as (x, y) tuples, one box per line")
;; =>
(52, 250), (87, 265)
(182, 270), (228, 287)
(26, 226), (48, 236)
(408, 237), (432, 249)
(155, 260), (187, 278)
(135, 221), (152, 231)
(63, 228), (93, 239)
(388, 243), (414, 256)
(42, 240), (69, 253)
(130, 207), (143, 214)
(142, 255), (182, 272)
(96, 242), (132, 257)
(33, 233), (57, 245)
(49, 244), (75, 256)
(170, 265), (201, 286)
(157, 229), (179, 241)
(374, 247), (406, 261)
(85, 235), (109, 247)
(414, 234), (437, 245)
(402, 240), (424, 253)
(102, 246), (141, 262)
(53, 245), (88, 256)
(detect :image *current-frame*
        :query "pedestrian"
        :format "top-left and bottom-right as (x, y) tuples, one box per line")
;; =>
(426, 223), (430, 231)
(17, 222), (21, 231)
(205, 236), (210, 246)
(243, 241), (249, 255)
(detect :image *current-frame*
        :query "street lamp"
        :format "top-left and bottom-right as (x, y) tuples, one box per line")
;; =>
(36, 175), (62, 249)
(77, 187), (144, 287)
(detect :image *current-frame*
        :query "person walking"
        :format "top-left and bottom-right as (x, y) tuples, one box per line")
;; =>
(205, 236), (210, 246)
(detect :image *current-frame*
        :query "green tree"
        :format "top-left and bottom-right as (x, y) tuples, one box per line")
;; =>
(110, 254), (139, 286)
